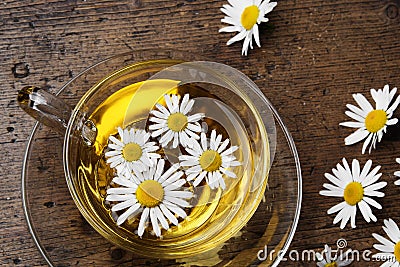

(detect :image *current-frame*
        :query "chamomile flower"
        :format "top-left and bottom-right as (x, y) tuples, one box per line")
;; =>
(219, 0), (277, 56)
(393, 158), (400, 186)
(106, 159), (193, 237)
(316, 244), (353, 267)
(372, 218), (400, 266)
(340, 85), (400, 154)
(179, 130), (241, 190)
(149, 94), (204, 148)
(319, 158), (386, 229)
(105, 127), (160, 175)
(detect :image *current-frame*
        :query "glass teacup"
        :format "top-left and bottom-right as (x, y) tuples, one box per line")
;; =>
(18, 51), (276, 259)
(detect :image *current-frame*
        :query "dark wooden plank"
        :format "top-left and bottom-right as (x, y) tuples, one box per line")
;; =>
(1, 0), (400, 266)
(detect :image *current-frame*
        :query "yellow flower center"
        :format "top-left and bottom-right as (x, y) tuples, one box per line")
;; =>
(324, 262), (338, 267)
(343, 182), (364, 206)
(241, 5), (260, 30)
(199, 150), (222, 172)
(122, 143), (142, 162)
(167, 112), (188, 132)
(394, 242), (400, 262)
(136, 180), (164, 208)
(365, 110), (387, 133)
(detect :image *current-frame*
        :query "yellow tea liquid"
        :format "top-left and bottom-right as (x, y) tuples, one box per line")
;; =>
(76, 78), (267, 257)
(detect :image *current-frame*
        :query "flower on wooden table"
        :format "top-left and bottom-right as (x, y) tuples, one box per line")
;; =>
(393, 158), (400, 186)
(340, 85), (400, 154)
(319, 158), (386, 229)
(219, 0), (277, 56)
(316, 244), (353, 267)
(372, 218), (400, 266)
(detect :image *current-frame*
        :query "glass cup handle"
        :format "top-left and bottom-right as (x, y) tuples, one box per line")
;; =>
(17, 86), (97, 146)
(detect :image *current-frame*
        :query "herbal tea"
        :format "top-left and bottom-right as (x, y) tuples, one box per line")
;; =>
(74, 76), (268, 257)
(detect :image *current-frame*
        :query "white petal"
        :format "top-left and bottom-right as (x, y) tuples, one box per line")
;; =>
(220, 168), (237, 178)
(364, 181), (387, 193)
(187, 113), (204, 123)
(363, 196), (382, 209)
(159, 130), (174, 145)
(172, 132), (179, 148)
(107, 187), (136, 195)
(150, 208), (161, 237)
(219, 25), (241, 33)
(183, 99), (195, 115)
(109, 136), (124, 147)
(217, 139), (230, 153)
(164, 179), (186, 191)
(151, 126), (168, 137)
(319, 189), (343, 197)
(165, 190), (193, 199)
(159, 203), (178, 225)
(112, 199), (138, 212)
(158, 164), (180, 184)
(346, 103), (368, 117)
(324, 173), (346, 188)
(186, 165), (202, 174)
(344, 129), (369, 145)
(227, 29), (247, 46)
(200, 132), (208, 151)
(353, 93), (374, 113)
(162, 171), (184, 186)
(345, 110), (365, 122)
(149, 116), (167, 124)
(105, 150), (122, 157)
(340, 121), (365, 128)
(180, 94), (190, 113)
(253, 24), (261, 47)
(155, 206), (169, 230)
(106, 194), (135, 202)
(149, 123), (166, 131)
(221, 146), (239, 156)
(384, 218), (400, 243)
(362, 166), (382, 187)
(164, 195), (190, 207)
(113, 176), (138, 188)
(352, 159), (361, 182)
(151, 110), (169, 119)
(138, 207), (150, 237)
(193, 171), (207, 187)
(116, 203), (141, 226)
(164, 94), (174, 112)
(327, 201), (346, 214)
(373, 233), (395, 248)
(241, 33), (251, 56)
(163, 201), (187, 218)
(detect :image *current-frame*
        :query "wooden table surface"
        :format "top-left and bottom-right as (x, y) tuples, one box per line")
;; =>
(2, 0), (400, 266)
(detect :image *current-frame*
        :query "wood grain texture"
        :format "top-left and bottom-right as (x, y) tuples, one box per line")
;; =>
(1, 0), (400, 266)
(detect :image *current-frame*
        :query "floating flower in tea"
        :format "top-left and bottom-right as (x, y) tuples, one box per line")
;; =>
(106, 159), (193, 237)
(149, 94), (204, 148)
(105, 127), (160, 175)
(104, 92), (243, 236)
(179, 129), (241, 190)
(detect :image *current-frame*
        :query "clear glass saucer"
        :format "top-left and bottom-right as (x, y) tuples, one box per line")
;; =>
(21, 52), (302, 267)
